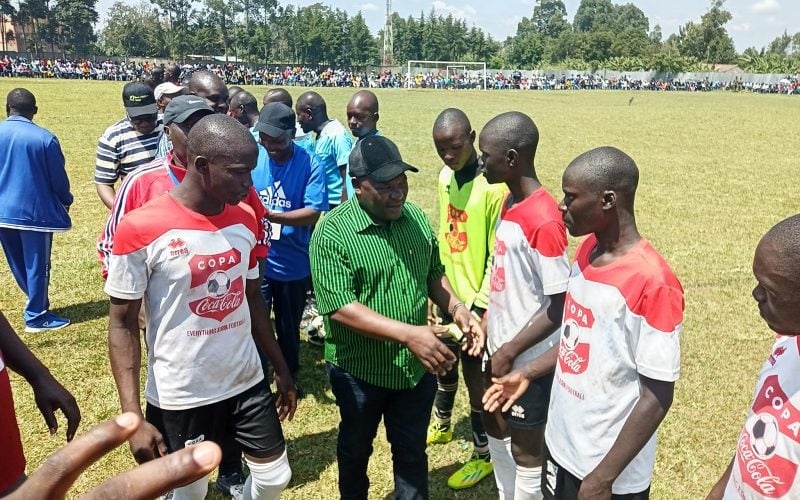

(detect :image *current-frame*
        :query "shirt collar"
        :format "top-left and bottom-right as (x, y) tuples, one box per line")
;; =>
(350, 198), (406, 233)
(7, 115), (32, 123)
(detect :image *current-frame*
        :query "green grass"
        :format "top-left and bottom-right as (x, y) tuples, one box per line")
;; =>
(0, 79), (798, 499)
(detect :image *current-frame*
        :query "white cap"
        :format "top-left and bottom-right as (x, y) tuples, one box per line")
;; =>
(154, 82), (183, 101)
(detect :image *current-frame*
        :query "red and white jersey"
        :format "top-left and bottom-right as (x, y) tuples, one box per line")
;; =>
(725, 335), (800, 500)
(105, 194), (263, 410)
(486, 188), (570, 368)
(97, 153), (268, 278)
(0, 348), (26, 493)
(546, 234), (683, 494)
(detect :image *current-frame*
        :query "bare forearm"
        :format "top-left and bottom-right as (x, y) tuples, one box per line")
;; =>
(96, 183), (116, 209)
(268, 209), (321, 227)
(427, 275), (460, 316)
(330, 302), (412, 344)
(707, 458), (734, 500)
(591, 378), (674, 485)
(108, 323), (143, 414)
(521, 345), (558, 381)
(0, 312), (51, 384)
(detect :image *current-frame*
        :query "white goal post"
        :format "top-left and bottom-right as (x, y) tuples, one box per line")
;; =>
(406, 60), (488, 90)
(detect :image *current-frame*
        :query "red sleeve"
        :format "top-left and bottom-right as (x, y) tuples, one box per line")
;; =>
(245, 187), (269, 259)
(531, 220), (568, 258)
(633, 284), (684, 333)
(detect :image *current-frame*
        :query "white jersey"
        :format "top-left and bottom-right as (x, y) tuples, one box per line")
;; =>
(725, 335), (800, 499)
(546, 235), (683, 494)
(486, 188), (570, 369)
(105, 194), (263, 410)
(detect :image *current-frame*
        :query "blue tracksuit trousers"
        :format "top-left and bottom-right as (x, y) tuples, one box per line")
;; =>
(0, 228), (52, 324)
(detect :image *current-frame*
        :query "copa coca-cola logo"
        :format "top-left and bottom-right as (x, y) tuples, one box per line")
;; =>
(558, 294), (594, 375)
(494, 239), (507, 256)
(189, 276), (245, 322)
(490, 267), (505, 292)
(736, 423), (795, 498)
(188, 248), (241, 288)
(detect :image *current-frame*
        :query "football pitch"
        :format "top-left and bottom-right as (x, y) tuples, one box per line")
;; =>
(0, 78), (798, 499)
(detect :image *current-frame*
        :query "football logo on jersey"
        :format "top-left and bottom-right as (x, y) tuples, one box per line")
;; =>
(490, 239), (507, 292)
(734, 374), (800, 498)
(445, 204), (468, 253)
(558, 294), (594, 375)
(260, 181), (292, 210)
(188, 249), (244, 322)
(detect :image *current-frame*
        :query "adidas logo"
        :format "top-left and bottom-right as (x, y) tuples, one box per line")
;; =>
(260, 181), (292, 209)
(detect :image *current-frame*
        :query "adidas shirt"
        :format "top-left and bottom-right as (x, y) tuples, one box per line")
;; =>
(724, 335), (800, 500)
(105, 194), (263, 410)
(546, 234), (683, 494)
(487, 188), (570, 368)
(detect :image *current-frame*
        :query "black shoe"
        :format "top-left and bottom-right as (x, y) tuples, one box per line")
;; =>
(215, 471), (245, 499)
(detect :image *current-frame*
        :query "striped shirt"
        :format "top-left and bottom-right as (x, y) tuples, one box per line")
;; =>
(94, 118), (162, 185)
(310, 198), (444, 390)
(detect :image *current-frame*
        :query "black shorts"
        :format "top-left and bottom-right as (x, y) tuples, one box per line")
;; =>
(542, 447), (650, 500)
(483, 355), (553, 428)
(146, 382), (285, 459)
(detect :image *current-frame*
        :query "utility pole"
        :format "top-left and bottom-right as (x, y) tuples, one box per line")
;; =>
(382, 0), (393, 67)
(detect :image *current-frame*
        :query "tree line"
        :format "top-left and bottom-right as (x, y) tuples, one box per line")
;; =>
(3, 0), (800, 74)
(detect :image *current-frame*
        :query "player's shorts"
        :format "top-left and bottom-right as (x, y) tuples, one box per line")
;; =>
(542, 446), (650, 500)
(146, 382), (285, 459)
(482, 354), (553, 428)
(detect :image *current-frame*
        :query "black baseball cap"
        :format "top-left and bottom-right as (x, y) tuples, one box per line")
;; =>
(163, 95), (214, 126)
(122, 82), (157, 117)
(349, 136), (419, 182)
(254, 102), (295, 137)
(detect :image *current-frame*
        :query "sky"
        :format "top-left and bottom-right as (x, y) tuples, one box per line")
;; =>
(95, 0), (800, 53)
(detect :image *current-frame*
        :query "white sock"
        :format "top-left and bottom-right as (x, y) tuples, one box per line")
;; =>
(487, 436), (515, 500)
(171, 475), (209, 500)
(514, 464), (543, 500)
(243, 449), (292, 500)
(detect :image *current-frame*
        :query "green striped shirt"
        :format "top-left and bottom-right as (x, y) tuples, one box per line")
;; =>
(310, 197), (445, 389)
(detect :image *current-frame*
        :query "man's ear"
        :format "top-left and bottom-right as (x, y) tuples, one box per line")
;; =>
(31, 106), (38, 117)
(468, 129), (476, 144)
(373, 112), (379, 124)
(602, 190), (617, 210)
(506, 148), (518, 168)
(352, 177), (363, 196)
(194, 155), (210, 175)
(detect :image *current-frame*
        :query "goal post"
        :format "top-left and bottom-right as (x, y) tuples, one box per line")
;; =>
(406, 60), (488, 90)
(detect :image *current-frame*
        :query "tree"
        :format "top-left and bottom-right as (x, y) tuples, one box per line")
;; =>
(55, 0), (98, 56)
(347, 12), (378, 67)
(573, 0), (615, 32)
(203, 0), (241, 60)
(99, 1), (166, 57)
(1, 0), (16, 53)
(677, 0), (736, 64)
(532, 0), (569, 39)
(151, 0), (193, 60)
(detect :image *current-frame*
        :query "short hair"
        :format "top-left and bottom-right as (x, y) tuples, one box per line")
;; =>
(7, 88), (36, 114)
(761, 214), (800, 286)
(567, 146), (639, 198)
(264, 88), (292, 107)
(481, 112), (539, 157)
(349, 90), (378, 113)
(188, 70), (225, 94)
(231, 91), (258, 113)
(187, 114), (257, 164)
(433, 108), (471, 136)
(297, 91), (326, 113)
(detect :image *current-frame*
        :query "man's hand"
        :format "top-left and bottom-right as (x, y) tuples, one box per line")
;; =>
(8, 412), (220, 500)
(577, 471), (613, 500)
(406, 326), (456, 376)
(31, 375), (81, 441)
(482, 370), (530, 413)
(128, 420), (167, 464)
(452, 307), (484, 357)
(273, 368), (297, 422)
(489, 344), (514, 379)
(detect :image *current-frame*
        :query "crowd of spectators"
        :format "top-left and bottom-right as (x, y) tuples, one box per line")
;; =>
(2, 55), (799, 95)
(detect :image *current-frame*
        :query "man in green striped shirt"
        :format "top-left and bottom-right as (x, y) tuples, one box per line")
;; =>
(310, 135), (483, 500)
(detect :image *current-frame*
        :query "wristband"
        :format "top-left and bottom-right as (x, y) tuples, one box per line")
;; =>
(450, 302), (466, 318)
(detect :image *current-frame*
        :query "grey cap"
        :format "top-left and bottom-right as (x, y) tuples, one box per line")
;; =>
(163, 95), (214, 126)
(349, 135), (419, 182)
(254, 102), (296, 137)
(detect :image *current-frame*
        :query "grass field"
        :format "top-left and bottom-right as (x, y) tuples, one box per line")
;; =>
(0, 78), (798, 499)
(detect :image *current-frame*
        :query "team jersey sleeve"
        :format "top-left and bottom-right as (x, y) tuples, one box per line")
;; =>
(475, 189), (505, 309)
(94, 131), (121, 185)
(244, 188), (269, 259)
(632, 284), (684, 382)
(532, 220), (570, 296)
(309, 222), (357, 315)
(304, 154), (330, 211)
(334, 132), (354, 168)
(104, 218), (148, 300)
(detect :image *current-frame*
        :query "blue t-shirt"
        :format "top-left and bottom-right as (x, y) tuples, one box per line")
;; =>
(345, 129), (381, 199)
(252, 143), (329, 281)
(314, 119), (353, 205)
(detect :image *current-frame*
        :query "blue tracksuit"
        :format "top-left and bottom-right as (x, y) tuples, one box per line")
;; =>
(0, 115), (72, 324)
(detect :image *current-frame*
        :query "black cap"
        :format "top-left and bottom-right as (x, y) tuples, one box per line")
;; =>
(122, 82), (157, 117)
(349, 136), (419, 182)
(254, 102), (295, 137)
(163, 95), (214, 126)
